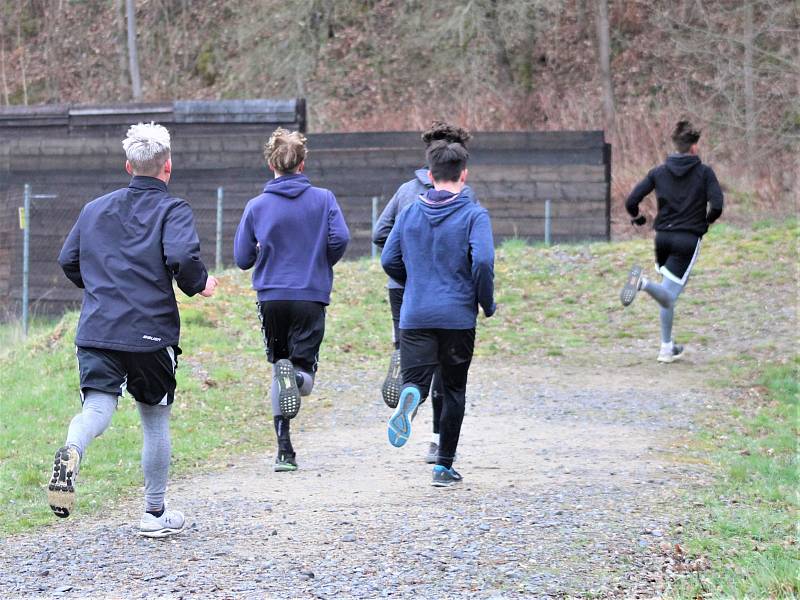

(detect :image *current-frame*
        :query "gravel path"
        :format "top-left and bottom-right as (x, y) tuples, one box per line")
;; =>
(1, 359), (712, 599)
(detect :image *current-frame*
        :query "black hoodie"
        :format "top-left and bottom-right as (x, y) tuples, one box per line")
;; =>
(625, 154), (724, 237)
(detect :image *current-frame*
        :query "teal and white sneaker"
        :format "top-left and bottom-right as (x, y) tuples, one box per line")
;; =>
(47, 445), (80, 518)
(387, 386), (421, 448)
(138, 508), (186, 538)
(431, 465), (463, 487)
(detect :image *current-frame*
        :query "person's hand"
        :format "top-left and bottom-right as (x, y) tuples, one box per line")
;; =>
(631, 215), (646, 226)
(200, 275), (218, 297)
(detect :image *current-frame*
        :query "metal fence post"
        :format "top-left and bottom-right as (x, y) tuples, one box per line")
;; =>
(21, 183), (31, 337)
(544, 199), (552, 246)
(371, 196), (379, 259)
(216, 187), (223, 271)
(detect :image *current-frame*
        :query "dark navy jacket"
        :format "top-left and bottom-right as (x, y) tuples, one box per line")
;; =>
(58, 176), (209, 352)
(381, 188), (495, 330)
(234, 174), (350, 304)
(626, 154), (724, 237)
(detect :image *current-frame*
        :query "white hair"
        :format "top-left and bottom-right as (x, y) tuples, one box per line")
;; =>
(122, 122), (171, 175)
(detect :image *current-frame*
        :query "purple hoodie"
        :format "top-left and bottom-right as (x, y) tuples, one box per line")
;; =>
(234, 174), (350, 304)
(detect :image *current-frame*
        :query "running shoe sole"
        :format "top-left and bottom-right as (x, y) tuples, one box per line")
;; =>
(276, 359), (301, 419)
(387, 387), (421, 448)
(620, 264), (643, 307)
(381, 349), (402, 408)
(48, 446), (79, 518)
(137, 525), (185, 539)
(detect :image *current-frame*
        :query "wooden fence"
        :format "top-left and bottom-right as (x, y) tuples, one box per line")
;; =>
(0, 101), (610, 316)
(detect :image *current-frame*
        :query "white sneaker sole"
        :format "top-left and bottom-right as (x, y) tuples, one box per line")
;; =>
(137, 525), (185, 539)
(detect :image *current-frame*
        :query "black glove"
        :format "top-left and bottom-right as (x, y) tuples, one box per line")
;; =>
(631, 215), (646, 226)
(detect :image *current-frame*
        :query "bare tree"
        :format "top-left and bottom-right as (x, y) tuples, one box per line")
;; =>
(743, 1), (755, 171)
(125, 0), (142, 101)
(594, 0), (615, 135)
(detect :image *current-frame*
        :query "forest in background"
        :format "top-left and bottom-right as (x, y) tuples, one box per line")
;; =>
(0, 0), (797, 230)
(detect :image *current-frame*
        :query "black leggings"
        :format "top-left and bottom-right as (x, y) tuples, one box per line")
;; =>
(400, 328), (475, 468)
(388, 289), (443, 433)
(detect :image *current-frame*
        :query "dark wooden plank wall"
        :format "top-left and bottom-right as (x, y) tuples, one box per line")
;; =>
(0, 118), (609, 315)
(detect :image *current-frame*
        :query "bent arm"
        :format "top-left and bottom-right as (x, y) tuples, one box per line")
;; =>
(705, 167), (724, 224)
(470, 211), (496, 317)
(233, 206), (258, 270)
(380, 219), (406, 284)
(372, 191), (400, 248)
(163, 201), (208, 297)
(625, 171), (655, 217)
(327, 194), (351, 265)
(58, 218), (84, 288)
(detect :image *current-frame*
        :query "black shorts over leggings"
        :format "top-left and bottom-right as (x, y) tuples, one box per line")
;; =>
(257, 300), (326, 373)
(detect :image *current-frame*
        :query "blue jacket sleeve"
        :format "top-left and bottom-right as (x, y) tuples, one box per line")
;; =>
(470, 210), (496, 317)
(705, 166), (724, 224)
(380, 214), (406, 284)
(233, 203), (258, 270)
(58, 214), (84, 289)
(327, 192), (350, 265)
(163, 201), (208, 297)
(625, 170), (656, 217)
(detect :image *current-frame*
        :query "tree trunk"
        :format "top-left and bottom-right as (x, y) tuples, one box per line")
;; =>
(126, 0), (142, 101)
(743, 2), (755, 170)
(116, 0), (129, 95)
(594, 0), (615, 135)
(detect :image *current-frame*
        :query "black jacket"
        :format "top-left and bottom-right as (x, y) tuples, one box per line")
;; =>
(625, 154), (724, 236)
(58, 176), (209, 352)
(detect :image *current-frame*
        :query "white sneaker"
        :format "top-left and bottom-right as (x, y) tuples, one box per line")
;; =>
(138, 508), (186, 538)
(657, 343), (685, 363)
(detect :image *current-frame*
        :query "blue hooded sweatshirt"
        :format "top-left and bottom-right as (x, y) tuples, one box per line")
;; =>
(234, 173), (350, 304)
(381, 188), (495, 330)
(372, 168), (478, 289)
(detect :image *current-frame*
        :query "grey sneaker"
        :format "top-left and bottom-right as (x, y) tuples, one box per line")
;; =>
(48, 445), (80, 518)
(431, 465), (463, 488)
(138, 508), (186, 538)
(425, 443), (457, 465)
(620, 264), (643, 306)
(276, 359), (301, 418)
(381, 349), (402, 408)
(657, 344), (685, 363)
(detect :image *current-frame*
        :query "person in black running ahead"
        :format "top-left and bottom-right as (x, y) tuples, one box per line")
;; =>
(620, 119), (724, 362)
(372, 121), (478, 465)
(234, 128), (350, 472)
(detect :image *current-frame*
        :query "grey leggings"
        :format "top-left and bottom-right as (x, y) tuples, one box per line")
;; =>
(270, 363), (314, 416)
(642, 276), (684, 344)
(66, 390), (172, 513)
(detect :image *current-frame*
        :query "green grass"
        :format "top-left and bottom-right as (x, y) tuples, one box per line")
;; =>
(0, 220), (796, 538)
(667, 360), (799, 599)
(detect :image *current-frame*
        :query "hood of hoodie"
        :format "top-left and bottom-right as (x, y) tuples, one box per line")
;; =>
(263, 173), (312, 199)
(414, 168), (433, 188)
(417, 188), (473, 226)
(665, 154), (701, 177)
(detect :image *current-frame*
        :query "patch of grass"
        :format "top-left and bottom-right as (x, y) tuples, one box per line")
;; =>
(667, 359), (799, 599)
(0, 221), (795, 535)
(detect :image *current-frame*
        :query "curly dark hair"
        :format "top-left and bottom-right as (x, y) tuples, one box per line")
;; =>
(421, 121), (472, 147)
(671, 120), (701, 153)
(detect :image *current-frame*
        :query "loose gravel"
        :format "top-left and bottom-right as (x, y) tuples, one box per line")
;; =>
(0, 359), (711, 599)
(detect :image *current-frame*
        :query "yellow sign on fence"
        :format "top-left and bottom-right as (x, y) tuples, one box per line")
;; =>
(18, 207), (25, 230)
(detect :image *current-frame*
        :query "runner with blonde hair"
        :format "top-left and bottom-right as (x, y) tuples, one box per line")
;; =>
(235, 128), (350, 472)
